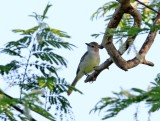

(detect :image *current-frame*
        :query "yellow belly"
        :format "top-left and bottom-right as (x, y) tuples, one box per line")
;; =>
(79, 55), (100, 74)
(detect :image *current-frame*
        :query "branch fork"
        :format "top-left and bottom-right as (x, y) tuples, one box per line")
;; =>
(85, 0), (159, 83)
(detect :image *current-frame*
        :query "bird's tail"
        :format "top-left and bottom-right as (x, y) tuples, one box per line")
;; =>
(67, 76), (79, 96)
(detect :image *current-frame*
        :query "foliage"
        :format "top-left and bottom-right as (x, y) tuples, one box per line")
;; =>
(91, 0), (160, 53)
(91, 74), (160, 120)
(0, 3), (74, 121)
(91, 1), (119, 20)
(90, 0), (160, 120)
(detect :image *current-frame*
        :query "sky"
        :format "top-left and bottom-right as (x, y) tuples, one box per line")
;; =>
(0, 0), (160, 121)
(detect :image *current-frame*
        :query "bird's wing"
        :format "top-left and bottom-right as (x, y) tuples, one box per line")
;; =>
(76, 51), (88, 74)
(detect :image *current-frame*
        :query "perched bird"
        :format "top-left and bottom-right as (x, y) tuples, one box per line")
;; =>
(67, 42), (100, 95)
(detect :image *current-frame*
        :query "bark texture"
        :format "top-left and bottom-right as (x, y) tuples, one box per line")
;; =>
(85, 0), (160, 83)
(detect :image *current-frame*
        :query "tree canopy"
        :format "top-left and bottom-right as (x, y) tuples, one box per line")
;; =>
(0, 0), (160, 121)
(0, 3), (75, 121)
(89, 0), (160, 120)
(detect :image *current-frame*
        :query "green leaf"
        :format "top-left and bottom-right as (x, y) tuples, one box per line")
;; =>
(5, 36), (31, 51)
(0, 60), (20, 75)
(91, 33), (101, 38)
(29, 103), (55, 121)
(43, 47), (53, 52)
(0, 49), (23, 57)
(32, 51), (67, 66)
(45, 28), (71, 38)
(46, 77), (56, 90)
(0, 3), (74, 121)
(38, 77), (46, 88)
(42, 3), (52, 20)
(46, 40), (74, 50)
(12, 26), (39, 35)
(91, 1), (119, 20)
(131, 88), (146, 94)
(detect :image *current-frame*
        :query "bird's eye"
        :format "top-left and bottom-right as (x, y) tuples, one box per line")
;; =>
(91, 45), (94, 48)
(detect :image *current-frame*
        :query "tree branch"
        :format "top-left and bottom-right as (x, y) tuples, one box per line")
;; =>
(85, 0), (140, 82)
(103, 0), (143, 71)
(85, 0), (160, 82)
(85, 35), (138, 82)
(0, 90), (37, 121)
(135, 0), (160, 14)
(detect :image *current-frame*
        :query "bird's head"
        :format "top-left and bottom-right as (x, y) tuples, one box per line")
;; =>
(85, 42), (101, 52)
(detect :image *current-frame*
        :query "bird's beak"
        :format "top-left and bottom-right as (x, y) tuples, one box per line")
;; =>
(85, 43), (90, 46)
(98, 45), (103, 49)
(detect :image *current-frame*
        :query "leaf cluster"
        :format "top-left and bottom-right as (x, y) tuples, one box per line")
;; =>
(91, 1), (160, 53)
(0, 3), (74, 121)
(91, 74), (160, 120)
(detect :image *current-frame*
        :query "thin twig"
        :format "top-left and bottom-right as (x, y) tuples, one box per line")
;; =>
(0, 90), (37, 121)
(135, 0), (160, 14)
(20, 36), (36, 100)
(20, 48), (32, 100)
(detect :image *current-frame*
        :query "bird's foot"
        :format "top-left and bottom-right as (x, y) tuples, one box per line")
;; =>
(89, 77), (96, 83)
(84, 71), (97, 83)
(84, 74), (97, 83)
(85, 73), (89, 76)
(84, 72), (89, 76)
(93, 66), (98, 71)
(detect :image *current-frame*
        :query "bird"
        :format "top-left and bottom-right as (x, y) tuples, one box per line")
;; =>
(67, 42), (100, 95)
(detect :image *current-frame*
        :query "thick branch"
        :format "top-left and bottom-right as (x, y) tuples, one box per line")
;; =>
(85, 0), (160, 82)
(85, 0), (141, 82)
(124, 9), (160, 69)
(102, 0), (158, 71)
(85, 2), (141, 82)
(101, 4), (124, 47)
(138, 11), (160, 65)
(102, 0), (142, 71)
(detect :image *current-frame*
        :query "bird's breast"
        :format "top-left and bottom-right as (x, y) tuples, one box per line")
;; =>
(79, 52), (100, 74)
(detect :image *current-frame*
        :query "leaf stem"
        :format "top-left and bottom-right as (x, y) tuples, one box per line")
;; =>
(20, 37), (36, 100)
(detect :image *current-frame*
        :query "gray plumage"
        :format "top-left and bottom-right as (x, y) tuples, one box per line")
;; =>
(67, 42), (100, 95)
